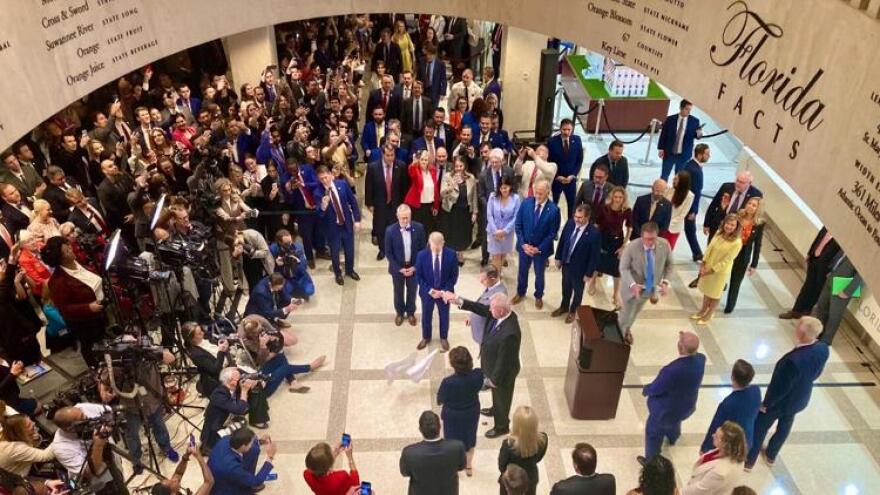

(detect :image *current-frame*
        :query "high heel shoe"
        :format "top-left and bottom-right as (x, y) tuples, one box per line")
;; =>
(697, 314), (714, 325)
(690, 313), (704, 320)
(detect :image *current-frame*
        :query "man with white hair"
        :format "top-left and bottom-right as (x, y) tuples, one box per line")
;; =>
(201, 367), (256, 451)
(444, 290), (521, 438)
(745, 316), (829, 470)
(477, 148), (514, 265)
(385, 204), (427, 327)
(513, 179), (561, 309)
(414, 232), (459, 350)
(703, 170), (762, 241)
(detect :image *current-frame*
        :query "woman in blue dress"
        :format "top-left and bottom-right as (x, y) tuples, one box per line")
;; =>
(487, 176), (521, 276)
(269, 227), (315, 301)
(437, 346), (484, 477)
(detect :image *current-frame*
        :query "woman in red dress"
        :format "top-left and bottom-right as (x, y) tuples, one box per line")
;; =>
(303, 442), (360, 495)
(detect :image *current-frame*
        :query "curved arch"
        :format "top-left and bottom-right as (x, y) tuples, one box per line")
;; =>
(1, 0), (878, 291)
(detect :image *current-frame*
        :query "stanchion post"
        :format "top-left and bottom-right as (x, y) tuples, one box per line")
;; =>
(639, 118), (660, 166)
(588, 98), (605, 143)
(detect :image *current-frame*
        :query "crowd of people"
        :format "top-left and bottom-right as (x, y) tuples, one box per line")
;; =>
(0, 11), (862, 495)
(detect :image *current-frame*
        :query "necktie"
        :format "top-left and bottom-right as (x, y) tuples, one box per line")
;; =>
(299, 172), (315, 208)
(565, 227), (581, 263)
(384, 164), (392, 203)
(382, 91), (388, 110)
(534, 203), (542, 228)
(674, 116), (685, 154)
(527, 165), (539, 198)
(563, 138), (569, 155)
(414, 99), (422, 131)
(645, 248), (655, 295)
(88, 205), (108, 233)
(592, 186), (602, 205)
(831, 253), (846, 271)
(464, 84), (469, 110)
(649, 199), (658, 220)
(433, 253), (441, 288)
(728, 192), (740, 214)
(330, 187), (345, 225)
(494, 170), (501, 191)
(489, 319), (498, 335)
(427, 60), (434, 86)
(814, 232), (833, 257)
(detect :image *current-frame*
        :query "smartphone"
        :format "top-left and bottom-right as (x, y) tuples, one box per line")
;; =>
(189, 433), (196, 448)
(359, 481), (371, 495)
(266, 472), (278, 481)
(341, 433), (351, 447)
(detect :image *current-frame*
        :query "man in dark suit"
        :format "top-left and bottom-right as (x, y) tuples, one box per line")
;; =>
(482, 66), (501, 101)
(366, 74), (402, 121)
(175, 84), (202, 124)
(280, 159), (322, 268)
(779, 226), (841, 319)
(314, 166), (361, 285)
(409, 122), (445, 160)
(547, 119), (584, 218)
(446, 291), (521, 438)
(207, 428), (276, 495)
(700, 359), (761, 454)
(471, 113), (504, 149)
(415, 232), (458, 351)
(244, 273), (300, 325)
(817, 253), (861, 344)
(366, 145), (407, 261)
(361, 107), (389, 164)
(417, 46), (448, 107)
(432, 108), (454, 147)
(50, 132), (94, 194)
(1, 151), (45, 201)
(95, 159), (137, 231)
(443, 16), (469, 69)
(658, 99), (703, 181)
(0, 183), (32, 235)
(401, 81), (434, 140)
(477, 149), (515, 265)
(399, 411), (466, 495)
(372, 28), (403, 77)
(631, 179), (672, 239)
(703, 171), (763, 240)
(42, 166), (79, 223)
(574, 164), (612, 211)
(640, 331), (706, 461)
(682, 143), (709, 261)
(200, 367), (253, 450)
(386, 205), (427, 327)
(588, 139), (629, 188)
(223, 120), (257, 166)
(65, 188), (109, 237)
(513, 180), (560, 309)
(552, 204), (601, 323)
(550, 443), (616, 495)
(746, 317), (829, 470)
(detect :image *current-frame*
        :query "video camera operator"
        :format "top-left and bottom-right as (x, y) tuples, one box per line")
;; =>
(150, 444), (213, 495)
(50, 404), (128, 494)
(269, 228), (315, 301)
(96, 336), (179, 475)
(155, 203), (216, 317)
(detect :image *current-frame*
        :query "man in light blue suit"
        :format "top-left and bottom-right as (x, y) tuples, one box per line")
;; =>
(513, 179), (560, 310)
(461, 264), (507, 344)
(385, 205), (427, 327)
(415, 232), (459, 351)
(746, 316), (830, 470)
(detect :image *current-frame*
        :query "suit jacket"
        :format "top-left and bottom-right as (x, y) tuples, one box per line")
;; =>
(644, 353), (707, 426)
(482, 79), (502, 101)
(682, 159), (705, 215)
(631, 194), (673, 238)
(514, 158), (557, 199)
(806, 226), (840, 265)
(42, 179), (81, 223)
(470, 130), (504, 149)
(187, 345), (232, 397)
(700, 385), (761, 453)
(315, 179), (361, 236)
(207, 436), (273, 495)
(244, 277), (285, 321)
(550, 473), (616, 495)
(360, 120), (389, 161)
(763, 341), (829, 415)
(555, 221), (601, 278)
(0, 165), (44, 199)
(574, 181), (613, 210)
(279, 163), (319, 210)
(0, 202), (30, 235)
(547, 134), (584, 178)
(469, 282), (507, 343)
(385, 221), (427, 274)
(96, 175), (135, 229)
(703, 183), (763, 231)
(658, 113), (702, 158)
(416, 57), (448, 105)
(619, 238), (673, 302)
(434, 122), (453, 147)
(202, 386), (248, 449)
(589, 153), (629, 188)
(226, 132), (258, 166)
(462, 299), (521, 386)
(67, 198), (108, 236)
(404, 164), (440, 210)
(400, 96), (435, 136)
(415, 247), (458, 297)
(366, 87), (402, 120)
(515, 198), (561, 257)
(478, 166), (515, 204)
(409, 137), (446, 161)
(682, 455), (742, 495)
(372, 41), (403, 76)
(365, 158), (407, 209)
(439, 172), (477, 213)
(399, 439), (466, 495)
(738, 223), (764, 269)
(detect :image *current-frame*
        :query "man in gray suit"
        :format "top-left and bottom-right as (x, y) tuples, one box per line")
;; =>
(0, 150), (45, 201)
(618, 222), (673, 344)
(574, 163), (613, 210)
(463, 264), (507, 344)
(400, 411), (466, 495)
(817, 252), (861, 344)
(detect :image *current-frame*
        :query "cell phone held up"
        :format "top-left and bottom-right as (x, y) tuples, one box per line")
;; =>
(359, 481), (371, 495)
(341, 433), (351, 448)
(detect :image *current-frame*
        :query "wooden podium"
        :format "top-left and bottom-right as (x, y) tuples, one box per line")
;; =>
(564, 306), (631, 419)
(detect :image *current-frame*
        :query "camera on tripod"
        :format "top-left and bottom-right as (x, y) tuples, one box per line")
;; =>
(72, 406), (127, 440)
(93, 334), (166, 363)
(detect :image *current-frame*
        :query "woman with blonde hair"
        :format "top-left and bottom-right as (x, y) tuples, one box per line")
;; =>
(440, 156), (478, 265)
(404, 151), (440, 233)
(591, 186), (632, 309)
(27, 199), (61, 241)
(724, 197), (765, 314)
(682, 421), (747, 494)
(498, 406), (548, 495)
(693, 214), (743, 324)
(392, 19), (416, 73)
(0, 414), (55, 477)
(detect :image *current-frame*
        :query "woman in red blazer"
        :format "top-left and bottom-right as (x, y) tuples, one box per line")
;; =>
(16, 232), (51, 299)
(41, 236), (107, 368)
(303, 442), (360, 495)
(404, 150), (440, 233)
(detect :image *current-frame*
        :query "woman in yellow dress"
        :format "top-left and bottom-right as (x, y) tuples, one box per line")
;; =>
(392, 20), (416, 74)
(694, 214), (743, 324)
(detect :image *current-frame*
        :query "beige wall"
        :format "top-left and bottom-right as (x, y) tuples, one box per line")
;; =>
(498, 26), (547, 134)
(223, 26), (277, 90)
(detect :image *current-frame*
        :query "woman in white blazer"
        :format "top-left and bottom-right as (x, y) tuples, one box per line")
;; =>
(663, 170), (695, 250)
(682, 421), (747, 495)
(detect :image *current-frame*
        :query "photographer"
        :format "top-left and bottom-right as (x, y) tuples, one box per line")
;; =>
(237, 316), (325, 396)
(215, 178), (273, 293)
(200, 367), (256, 452)
(97, 339), (179, 474)
(206, 428), (276, 495)
(269, 228), (315, 301)
(150, 445), (213, 495)
(50, 404), (128, 494)
(243, 273), (301, 328)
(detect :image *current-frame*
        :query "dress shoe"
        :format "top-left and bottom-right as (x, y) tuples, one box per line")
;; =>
(417, 339), (429, 350)
(251, 422), (269, 429)
(511, 294), (524, 305)
(347, 271), (361, 281)
(636, 455), (648, 467)
(395, 315), (404, 326)
(484, 427), (509, 439)
(335, 275), (344, 286)
(440, 339), (450, 351)
(407, 315), (417, 326)
(550, 307), (567, 317)
(778, 310), (801, 320)
(276, 320), (292, 329)
(692, 254), (703, 262)
(316, 250), (331, 260)
(371, 236), (378, 246)
(308, 259), (316, 269)
(761, 449), (775, 467)
(480, 407), (494, 417)
(470, 240), (481, 249)
(376, 252), (385, 261)
(535, 298), (543, 309)
(480, 259), (488, 267)
(564, 312), (575, 324)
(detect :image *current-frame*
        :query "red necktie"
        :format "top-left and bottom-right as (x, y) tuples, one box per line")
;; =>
(298, 172), (315, 208)
(88, 205), (108, 233)
(330, 187), (345, 225)
(527, 166), (539, 198)
(382, 91), (388, 110)
(592, 186), (602, 205)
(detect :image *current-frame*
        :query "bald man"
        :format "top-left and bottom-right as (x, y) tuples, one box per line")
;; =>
(630, 179), (672, 239)
(703, 171), (762, 241)
(640, 331), (706, 462)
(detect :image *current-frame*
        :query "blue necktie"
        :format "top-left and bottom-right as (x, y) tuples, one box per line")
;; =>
(433, 254), (441, 288)
(534, 203), (542, 228)
(645, 248), (655, 295)
(489, 319), (498, 335)
(565, 227), (581, 264)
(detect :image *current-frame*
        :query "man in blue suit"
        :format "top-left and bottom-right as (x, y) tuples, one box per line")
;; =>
(386, 205), (427, 327)
(640, 331), (706, 461)
(658, 99), (703, 181)
(417, 46), (448, 107)
(409, 122), (446, 160)
(682, 143), (709, 261)
(415, 232), (459, 351)
(244, 273), (300, 326)
(207, 428), (276, 495)
(630, 179), (672, 239)
(552, 204), (601, 323)
(513, 180), (561, 309)
(700, 359), (761, 454)
(175, 84), (201, 124)
(548, 119), (584, 218)
(482, 67), (502, 101)
(280, 160), (321, 267)
(223, 120), (256, 166)
(314, 166), (361, 286)
(361, 107), (388, 164)
(255, 122), (286, 169)
(746, 317), (830, 470)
